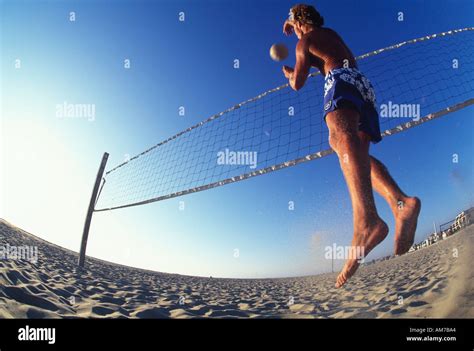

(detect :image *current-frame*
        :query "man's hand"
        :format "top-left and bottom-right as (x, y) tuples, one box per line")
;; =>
(283, 19), (294, 36)
(282, 65), (294, 79)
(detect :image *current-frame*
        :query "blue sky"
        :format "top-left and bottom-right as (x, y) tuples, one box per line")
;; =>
(1, 0), (473, 278)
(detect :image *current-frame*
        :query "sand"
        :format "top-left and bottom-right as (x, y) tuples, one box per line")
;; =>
(0, 218), (472, 319)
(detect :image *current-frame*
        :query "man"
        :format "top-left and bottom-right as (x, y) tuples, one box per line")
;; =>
(282, 4), (421, 288)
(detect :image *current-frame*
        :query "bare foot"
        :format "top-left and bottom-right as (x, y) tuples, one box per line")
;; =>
(335, 219), (389, 288)
(394, 197), (421, 255)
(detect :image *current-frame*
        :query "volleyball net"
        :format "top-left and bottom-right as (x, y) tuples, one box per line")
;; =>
(94, 28), (474, 212)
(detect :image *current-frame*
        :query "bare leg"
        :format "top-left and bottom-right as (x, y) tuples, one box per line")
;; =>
(357, 131), (421, 254)
(326, 109), (388, 288)
(368, 154), (421, 255)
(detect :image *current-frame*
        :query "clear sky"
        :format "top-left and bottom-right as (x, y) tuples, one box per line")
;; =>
(1, 0), (473, 278)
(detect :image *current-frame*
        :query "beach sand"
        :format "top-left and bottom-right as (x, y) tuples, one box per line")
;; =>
(0, 219), (472, 318)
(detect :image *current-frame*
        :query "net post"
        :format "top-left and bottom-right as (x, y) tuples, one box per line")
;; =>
(78, 152), (109, 267)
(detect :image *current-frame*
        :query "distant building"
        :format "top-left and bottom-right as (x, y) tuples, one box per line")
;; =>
(402, 207), (473, 255)
(466, 207), (474, 225)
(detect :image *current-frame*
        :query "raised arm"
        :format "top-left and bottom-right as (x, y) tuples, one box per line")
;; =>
(283, 38), (311, 91)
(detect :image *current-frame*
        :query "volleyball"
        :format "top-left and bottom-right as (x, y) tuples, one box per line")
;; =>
(270, 43), (289, 61)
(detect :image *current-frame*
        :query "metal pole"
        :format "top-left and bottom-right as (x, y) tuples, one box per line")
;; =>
(78, 152), (109, 267)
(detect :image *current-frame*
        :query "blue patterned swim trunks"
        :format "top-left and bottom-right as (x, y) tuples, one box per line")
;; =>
(323, 67), (382, 143)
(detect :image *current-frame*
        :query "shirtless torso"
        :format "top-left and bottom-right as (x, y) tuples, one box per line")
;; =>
(282, 22), (358, 90)
(302, 27), (357, 76)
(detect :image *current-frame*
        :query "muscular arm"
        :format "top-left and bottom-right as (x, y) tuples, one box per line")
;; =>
(289, 38), (311, 91)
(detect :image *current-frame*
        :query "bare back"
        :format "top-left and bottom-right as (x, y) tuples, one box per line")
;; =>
(303, 27), (357, 76)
